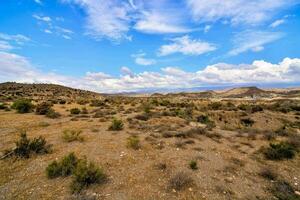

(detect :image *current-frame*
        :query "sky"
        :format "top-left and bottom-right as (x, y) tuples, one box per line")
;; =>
(0, 0), (300, 93)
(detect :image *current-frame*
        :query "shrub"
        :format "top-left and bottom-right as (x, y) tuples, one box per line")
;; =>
(71, 159), (106, 193)
(62, 129), (84, 142)
(168, 171), (193, 191)
(70, 108), (81, 115)
(108, 118), (124, 131)
(251, 105), (263, 113)
(134, 113), (150, 121)
(271, 180), (299, 200)
(90, 99), (105, 107)
(259, 168), (277, 180)
(81, 107), (88, 114)
(189, 160), (198, 170)
(126, 136), (140, 150)
(11, 99), (33, 113)
(240, 118), (254, 127)
(35, 102), (52, 115)
(46, 152), (78, 178)
(59, 99), (66, 104)
(209, 102), (222, 110)
(46, 109), (61, 119)
(0, 103), (8, 110)
(197, 115), (210, 124)
(46, 161), (61, 179)
(263, 142), (296, 160)
(14, 132), (51, 158)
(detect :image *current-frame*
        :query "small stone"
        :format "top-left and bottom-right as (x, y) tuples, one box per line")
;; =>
(295, 191), (300, 196)
(189, 187), (193, 191)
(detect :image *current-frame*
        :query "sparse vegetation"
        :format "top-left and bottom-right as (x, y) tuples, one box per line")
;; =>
(70, 108), (81, 115)
(263, 142), (297, 160)
(62, 129), (84, 142)
(189, 160), (198, 170)
(108, 118), (124, 131)
(35, 102), (52, 115)
(168, 171), (193, 191)
(126, 135), (140, 150)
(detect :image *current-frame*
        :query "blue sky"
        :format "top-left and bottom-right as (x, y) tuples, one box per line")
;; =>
(0, 0), (300, 92)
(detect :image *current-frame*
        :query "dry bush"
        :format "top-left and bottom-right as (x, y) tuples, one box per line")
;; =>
(62, 129), (84, 142)
(168, 171), (193, 191)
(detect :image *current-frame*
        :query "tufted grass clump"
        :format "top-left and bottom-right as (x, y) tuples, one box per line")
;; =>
(126, 135), (140, 150)
(62, 129), (84, 142)
(108, 118), (124, 131)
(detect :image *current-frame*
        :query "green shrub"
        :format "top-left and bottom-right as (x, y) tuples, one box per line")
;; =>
(70, 108), (81, 115)
(126, 136), (140, 150)
(46, 152), (78, 178)
(70, 159), (106, 193)
(14, 132), (51, 158)
(263, 142), (296, 160)
(62, 129), (84, 142)
(108, 118), (124, 131)
(35, 102), (52, 115)
(241, 118), (254, 127)
(189, 160), (198, 170)
(11, 99), (33, 113)
(46, 161), (62, 179)
(59, 99), (66, 104)
(46, 109), (61, 119)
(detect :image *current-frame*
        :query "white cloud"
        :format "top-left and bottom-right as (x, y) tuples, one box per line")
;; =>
(132, 53), (156, 66)
(204, 25), (211, 33)
(186, 0), (296, 25)
(270, 19), (285, 28)
(228, 30), (283, 56)
(0, 41), (13, 51)
(158, 35), (216, 56)
(134, 10), (191, 34)
(62, 35), (72, 40)
(120, 66), (134, 77)
(1, 49), (298, 93)
(63, 0), (131, 41)
(0, 33), (30, 44)
(44, 29), (53, 34)
(34, 0), (42, 4)
(33, 14), (52, 22)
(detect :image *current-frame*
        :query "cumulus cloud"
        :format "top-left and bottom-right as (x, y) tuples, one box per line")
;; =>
(228, 30), (284, 56)
(132, 53), (156, 66)
(158, 35), (216, 56)
(1, 49), (299, 93)
(186, 0), (297, 25)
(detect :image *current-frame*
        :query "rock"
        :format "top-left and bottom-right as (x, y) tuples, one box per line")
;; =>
(225, 177), (234, 183)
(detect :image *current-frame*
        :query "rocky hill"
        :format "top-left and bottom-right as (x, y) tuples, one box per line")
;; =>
(0, 82), (102, 102)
